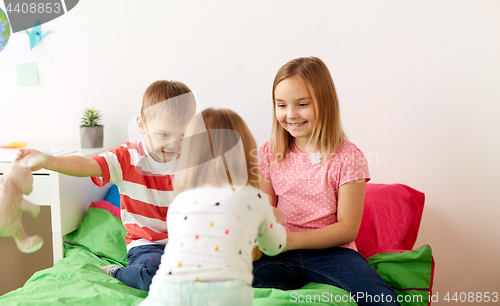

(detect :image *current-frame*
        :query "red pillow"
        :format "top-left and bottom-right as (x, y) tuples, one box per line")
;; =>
(355, 184), (425, 258)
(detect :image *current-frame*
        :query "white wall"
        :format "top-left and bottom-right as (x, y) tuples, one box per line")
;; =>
(1, 0), (499, 300)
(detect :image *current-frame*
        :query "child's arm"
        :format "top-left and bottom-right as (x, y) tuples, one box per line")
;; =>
(272, 207), (285, 225)
(19, 148), (102, 177)
(282, 180), (366, 252)
(264, 193), (285, 225)
(260, 175), (277, 207)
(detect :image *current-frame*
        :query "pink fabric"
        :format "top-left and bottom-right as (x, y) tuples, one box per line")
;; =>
(355, 183), (425, 258)
(258, 139), (370, 250)
(90, 200), (121, 220)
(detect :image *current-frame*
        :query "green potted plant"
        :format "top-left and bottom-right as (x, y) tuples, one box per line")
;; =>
(79, 108), (104, 148)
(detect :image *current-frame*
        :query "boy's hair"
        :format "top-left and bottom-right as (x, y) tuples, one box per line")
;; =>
(271, 56), (345, 164)
(141, 80), (196, 125)
(174, 108), (259, 196)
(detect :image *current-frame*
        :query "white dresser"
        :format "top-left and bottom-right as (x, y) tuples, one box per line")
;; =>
(0, 146), (114, 264)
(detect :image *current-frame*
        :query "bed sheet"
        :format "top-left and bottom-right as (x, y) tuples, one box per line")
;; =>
(0, 243), (355, 306)
(0, 246), (147, 306)
(0, 198), (434, 306)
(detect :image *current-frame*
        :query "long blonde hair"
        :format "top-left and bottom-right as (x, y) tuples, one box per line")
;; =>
(271, 57), (345, 163)
(173, 108), (259, 196)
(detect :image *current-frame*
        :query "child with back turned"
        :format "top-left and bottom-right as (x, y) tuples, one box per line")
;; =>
(140, 108), (287, 306)
(19, 80), (197, 291)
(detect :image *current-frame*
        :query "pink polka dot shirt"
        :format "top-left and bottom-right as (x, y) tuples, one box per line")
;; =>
(258, 139), (370, 250)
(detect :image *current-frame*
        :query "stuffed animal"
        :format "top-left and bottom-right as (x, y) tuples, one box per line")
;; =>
(252, 194), (279, 262)
(0, 152), (47, 253)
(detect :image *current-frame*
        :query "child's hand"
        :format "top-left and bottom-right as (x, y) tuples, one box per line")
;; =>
(273, 207), (285, 225)
(252, 244), (263, 261)
(18, 148), (47, 171)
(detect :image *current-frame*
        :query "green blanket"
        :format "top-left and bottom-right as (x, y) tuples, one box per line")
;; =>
(0, 207), (433, 306)
(0, 246), (147, 306)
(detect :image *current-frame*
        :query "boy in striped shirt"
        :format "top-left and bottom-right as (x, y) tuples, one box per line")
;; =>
(19, 80), (197, 291)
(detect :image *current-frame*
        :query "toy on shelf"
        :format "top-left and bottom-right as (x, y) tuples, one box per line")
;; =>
(1, 142), (27, 148)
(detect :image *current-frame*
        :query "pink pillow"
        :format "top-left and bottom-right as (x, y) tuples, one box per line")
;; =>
(355, 184), (425, 258)
(90, 200), (121, 220)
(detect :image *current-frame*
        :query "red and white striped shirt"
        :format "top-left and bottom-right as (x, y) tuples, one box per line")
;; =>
(91, 139), (176, 251)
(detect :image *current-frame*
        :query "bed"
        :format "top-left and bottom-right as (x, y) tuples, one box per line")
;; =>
(0, 183), (434, 306)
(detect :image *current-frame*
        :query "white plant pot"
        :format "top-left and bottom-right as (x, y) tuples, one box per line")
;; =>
(80, 126), (103, 148)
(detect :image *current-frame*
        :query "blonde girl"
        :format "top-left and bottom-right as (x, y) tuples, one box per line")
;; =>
(141, 108), (286, 306)
(253, 57), (401, 306)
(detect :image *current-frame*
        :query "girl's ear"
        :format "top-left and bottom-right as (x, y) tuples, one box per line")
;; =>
(136, 115), (147, 135)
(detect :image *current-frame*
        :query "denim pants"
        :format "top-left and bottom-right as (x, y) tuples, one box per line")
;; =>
(111, 244), (165, 291)
(253, 247), (401, 306)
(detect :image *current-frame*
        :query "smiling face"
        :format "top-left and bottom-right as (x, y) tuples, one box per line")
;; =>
(274, 75), (317, 152)
(137, 112), (189, 163)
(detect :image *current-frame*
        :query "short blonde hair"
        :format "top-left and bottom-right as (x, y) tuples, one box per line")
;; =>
(271, 57), (345, 163)
(141, 80), (196, 125)
(174, 108), (259, 196)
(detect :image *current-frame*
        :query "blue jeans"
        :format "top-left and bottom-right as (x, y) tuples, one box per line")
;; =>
(111, 244), (165, 292)
(253, 247), (401, 306)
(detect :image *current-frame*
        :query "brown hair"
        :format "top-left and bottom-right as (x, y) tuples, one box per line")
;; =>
(271, 57), (345, 163)
(174, 108), (259, 196)
(141, 80), (196, 125)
